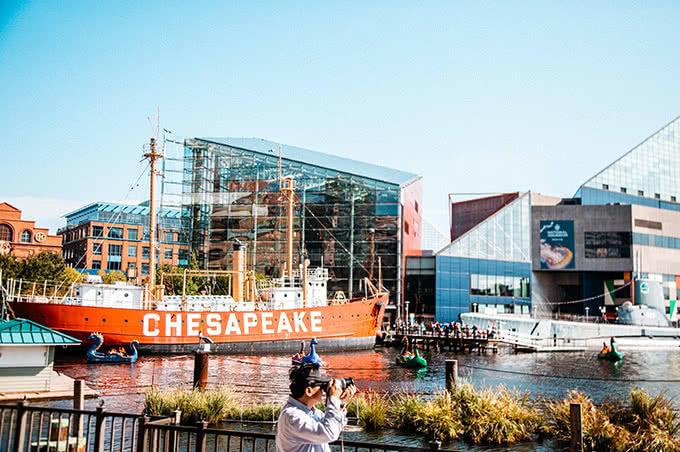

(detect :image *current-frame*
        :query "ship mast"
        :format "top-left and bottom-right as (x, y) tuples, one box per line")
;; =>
(144, 135), (163, 300)
(279, 151), (296, 278)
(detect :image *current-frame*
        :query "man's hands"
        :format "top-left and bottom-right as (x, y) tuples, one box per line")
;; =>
(328, 379), (357, 406)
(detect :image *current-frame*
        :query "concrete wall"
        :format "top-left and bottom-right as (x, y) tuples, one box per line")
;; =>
(531, 204), (633, 272)
(461, 312), (680, 342)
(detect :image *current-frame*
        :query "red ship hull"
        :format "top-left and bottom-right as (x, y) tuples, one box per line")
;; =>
(10, 295), (387, 354)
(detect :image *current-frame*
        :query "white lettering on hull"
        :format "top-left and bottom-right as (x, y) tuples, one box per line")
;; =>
(141, 311), (325, 337)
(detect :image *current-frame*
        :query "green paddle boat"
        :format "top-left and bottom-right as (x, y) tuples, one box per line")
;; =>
(397, 348), (428, 369)
(597, 337), (623, 361)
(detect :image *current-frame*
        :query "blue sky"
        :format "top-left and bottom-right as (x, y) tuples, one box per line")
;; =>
(1, 1), (678, 235)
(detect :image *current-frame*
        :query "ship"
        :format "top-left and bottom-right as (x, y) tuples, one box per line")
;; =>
(4, 136), (387, 354)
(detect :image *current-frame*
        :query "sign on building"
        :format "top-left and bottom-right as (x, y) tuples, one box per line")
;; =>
(539, 220), (575, 270)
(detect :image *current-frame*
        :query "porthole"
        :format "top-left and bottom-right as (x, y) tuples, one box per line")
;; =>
(85, 318), (89, 321)
(124, 319), (128, 323)
(102, 318), (106, 322)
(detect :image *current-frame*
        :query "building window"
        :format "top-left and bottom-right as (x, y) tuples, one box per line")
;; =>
(128, 245), (137, 257)
(108, 227), (123, 239)
(128, 228), (138, 240)
(672, 196), (677, 202)
(0, 224), (13, 242)
(92, 225), (104, 237)
(107, 261), (121, 271)
(93, 243), (102, 255)
(128, 262), (137, 269)
(655, 193), (661, 199)
(142, 247), (150, 258)
(21, 230), (31, 243)
(584, 232), (632, 258)
(620, 187), (627, 193)
(414, 201), (419, 213)
(163, 231), (174, 243)
(638, 190), (644, 196)
(164, 248), (173, 260)
(108, 244), (122, 256)
(469, 274), (530, 298)
(141, 263), (149, 275)
(92, 260), (101, 270)
(602, 184), (609, 190)
(404, 222), (410, 235)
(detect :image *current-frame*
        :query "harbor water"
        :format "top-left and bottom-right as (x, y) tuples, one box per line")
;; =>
(52, 344), (680, 451)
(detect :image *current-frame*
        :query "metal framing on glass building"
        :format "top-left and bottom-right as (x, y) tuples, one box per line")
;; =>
(160, 137), (422, 309)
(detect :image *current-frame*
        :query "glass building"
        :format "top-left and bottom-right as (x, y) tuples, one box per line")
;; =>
(577, 115), (680, 210)
(434, 192), (533, 322)
(160, 137), (422, 305)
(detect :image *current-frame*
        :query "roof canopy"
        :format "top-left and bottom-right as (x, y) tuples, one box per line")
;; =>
(0, 319), (80, 346)
(199, 137), (420, 186)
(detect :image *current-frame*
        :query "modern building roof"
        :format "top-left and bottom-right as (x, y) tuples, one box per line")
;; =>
(579, 115), (680, 204)
(199, 137), (420, 186)
(64, 201), (181, 226)
(0, 319), (80, 345)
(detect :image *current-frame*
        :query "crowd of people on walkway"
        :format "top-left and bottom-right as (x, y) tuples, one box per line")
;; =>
(391, 319), (499, 341)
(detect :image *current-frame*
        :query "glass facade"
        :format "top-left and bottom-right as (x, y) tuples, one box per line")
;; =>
(439, 192), (531, 261)
(435, 193), (532, 322)
(160, 137), (419, 303)
(581, 116), (680, 207)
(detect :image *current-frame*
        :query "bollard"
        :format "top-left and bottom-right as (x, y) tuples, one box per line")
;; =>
(193, 352), (209, 390)
(445, 360), (457, 391)
(570, 403), (583, 452)
(73, 380), (84, 438)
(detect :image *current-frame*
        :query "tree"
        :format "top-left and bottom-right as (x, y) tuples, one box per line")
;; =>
(62, 267), (85, 285)
(97, 270), (127, 284)
(0, 254), (23, 281)
(21, 252), (66, 283)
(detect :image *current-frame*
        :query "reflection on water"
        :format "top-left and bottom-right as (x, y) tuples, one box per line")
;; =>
(53, 345), (680, 451)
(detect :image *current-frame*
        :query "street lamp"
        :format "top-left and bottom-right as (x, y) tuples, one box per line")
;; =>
(585, 306), (590, 321)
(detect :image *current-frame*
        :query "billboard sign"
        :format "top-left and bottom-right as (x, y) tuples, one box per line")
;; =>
(540, 220), (575, 270)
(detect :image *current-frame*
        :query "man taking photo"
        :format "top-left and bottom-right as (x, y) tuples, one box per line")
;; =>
(276, 364), (357, 452)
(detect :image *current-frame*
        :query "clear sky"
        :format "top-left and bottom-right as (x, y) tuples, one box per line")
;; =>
(1, 1), (678, 235)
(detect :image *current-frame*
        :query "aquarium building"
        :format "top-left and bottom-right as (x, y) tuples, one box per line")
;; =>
(160, 137), (422, 309)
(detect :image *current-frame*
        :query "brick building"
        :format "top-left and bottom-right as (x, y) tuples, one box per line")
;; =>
(0, 202), (62, 258)
(58, 202), (189, 282)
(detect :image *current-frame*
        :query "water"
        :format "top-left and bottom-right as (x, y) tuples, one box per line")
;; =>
(52, 345), (680, 450)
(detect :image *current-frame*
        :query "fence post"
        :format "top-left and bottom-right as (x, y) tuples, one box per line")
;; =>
(136, 416), (149, 452)
(13, 399), (28, 452)
(93, 403), (105, 452)
(445, 360), (457, 391)
(570, 403), (583, 452)
(195, 420), (208, 452)
(168, 411), (181, 452)
(73, 380), (84, 438)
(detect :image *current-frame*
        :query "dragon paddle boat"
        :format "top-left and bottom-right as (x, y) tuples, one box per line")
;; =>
(292, 338), (323, 366)
(87, 333), (139, 363)
(598, 337), (623, 362)
(397, 348), (427, 369)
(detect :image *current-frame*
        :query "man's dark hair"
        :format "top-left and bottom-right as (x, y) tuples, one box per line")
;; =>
(289, 364), (329, 399)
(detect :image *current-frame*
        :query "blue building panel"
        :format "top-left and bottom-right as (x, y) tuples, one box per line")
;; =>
(435, 255), (532, 323)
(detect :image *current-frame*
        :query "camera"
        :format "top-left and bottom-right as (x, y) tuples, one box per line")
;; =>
(312, 377), (355, 392)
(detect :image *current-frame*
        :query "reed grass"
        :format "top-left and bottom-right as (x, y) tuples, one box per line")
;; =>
(144, 384), (679, 449)
(350, 391), (390, 432)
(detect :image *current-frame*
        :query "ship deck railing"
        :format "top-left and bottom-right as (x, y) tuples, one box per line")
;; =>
(0, 401), (458, 452)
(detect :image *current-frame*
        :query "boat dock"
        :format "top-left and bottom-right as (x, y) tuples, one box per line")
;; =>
(384, 331), (500, 354)
(385, 329), (589, 354)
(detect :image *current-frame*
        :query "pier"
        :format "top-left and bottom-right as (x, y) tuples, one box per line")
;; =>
(384, 330), (500, 354)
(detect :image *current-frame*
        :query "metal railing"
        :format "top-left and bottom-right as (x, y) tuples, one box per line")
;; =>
(0, 401), (142, 452)
(1, 402), (456, 452)
(140, 417), (456, 452)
